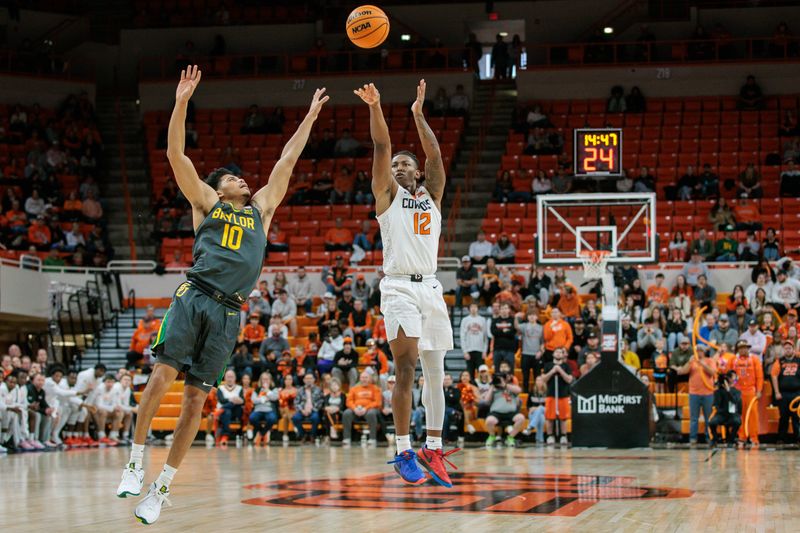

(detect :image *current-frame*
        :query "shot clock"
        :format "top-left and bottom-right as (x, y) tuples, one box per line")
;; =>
(574, 128), (623, 176)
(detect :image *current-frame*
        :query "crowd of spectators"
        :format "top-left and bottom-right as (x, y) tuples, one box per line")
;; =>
(1, 351), (137, 453)
(0, 95), (113, 267)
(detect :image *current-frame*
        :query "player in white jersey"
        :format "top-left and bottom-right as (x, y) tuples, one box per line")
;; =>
(355, 80), (456, 488)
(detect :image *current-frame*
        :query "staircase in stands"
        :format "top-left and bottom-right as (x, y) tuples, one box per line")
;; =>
(95, 97), (155, 261)
(442, 79), (517, 373)
(83, 307), (169, 370)
(444, 79), (516, 258)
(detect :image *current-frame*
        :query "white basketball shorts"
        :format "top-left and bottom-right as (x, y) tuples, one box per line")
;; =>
(380, 275), (454, 351)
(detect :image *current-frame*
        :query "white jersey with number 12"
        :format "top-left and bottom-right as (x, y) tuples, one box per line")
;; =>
(377, 186), (440, 276)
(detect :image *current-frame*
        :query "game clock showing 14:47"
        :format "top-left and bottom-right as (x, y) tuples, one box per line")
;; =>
(574, 128), (623, 177)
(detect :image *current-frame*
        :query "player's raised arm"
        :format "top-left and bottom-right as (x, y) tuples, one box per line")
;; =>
(251, 88), (329, 228)
(166, 65), (218, 215)
(354, 83), (396, 215)
(411, 79), (446, 210)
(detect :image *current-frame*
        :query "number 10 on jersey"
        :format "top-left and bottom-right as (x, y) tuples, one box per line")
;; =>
(414, 212), (431, 235)
(221, 223), (243, 250)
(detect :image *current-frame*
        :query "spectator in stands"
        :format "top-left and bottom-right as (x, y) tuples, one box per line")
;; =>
(490, 303), (517, 372)
(739, 319), (767, 358)
(689, 229), (713, 262)
(249, 373), (278, 446)
(455, 256), (479, 309)
(353, 220), (378, 252)
(780, 161), (800, 197)
(24, 189), (46, 219)
(241, 312), (266, 355)
(709, 198), (735, 230)
(469, 231), (493, 265)
(449, 84), (470, 116)
(26, 216), (50, 250)
(761, 229), (781, 262)
(699, 164), (720, 198)
(683, 251), (710, 288)
(431, 87), (449, 117)
(633, 166), (655, 193)
(710, 314), (738, 354)
(288, 266), (313, 314)
(272, 290), (297, 336)
(241, 105), (266, 134)
(81, 190), (102, 223)
(607, 85), (626, 113)
(460, 302), (488, 379)
(333, 129), (363, 157)
(479, 258), (502, 305)
(779, 110), (798, 137)
(491, 33), (509, 80)
(541, 347), (572, 445)
(770, 269), (800, 316)
(259, 324), (290, 364)
(246, 288), (271, 325)
(625, 86), (646, 113)
(58, 222), (84, 252)
(637, 317), (663, 362)
(695, 275), (718, 310)
(321, 377), (345, 440)
(324, 218), (353, 252)
(291, 373), (323, 445)
(543, 308), (573, 362)
(493, 170), (513, 202)
(556, 281), (581, 321)
(126, 305), (160, 368)
(351, 274), (371, 307)
(677, 166), (700, 200)
(318, 325), (344, 376)
(342, 370), (382, 446)
(737, 75), (765, 110)
(348, 299), (372, 346)
(737, 164), (763, 199)
(515, 308), (542, 392)
(673, 346), (716, 445)
(530, 169), (552, 198)
(214, 369), (244, 446)
(526, 265), (551, 308)
(737, 231), (760, 261)
(491, 234), (516, 264)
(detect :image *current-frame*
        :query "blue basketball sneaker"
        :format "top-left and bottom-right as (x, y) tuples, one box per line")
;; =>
(387, 449), (427, 485)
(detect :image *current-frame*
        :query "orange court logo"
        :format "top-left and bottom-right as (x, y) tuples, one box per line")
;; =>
(242, 472), (693, 516)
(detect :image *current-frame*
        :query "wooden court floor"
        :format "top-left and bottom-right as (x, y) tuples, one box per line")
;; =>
(1, 444), (797, 532)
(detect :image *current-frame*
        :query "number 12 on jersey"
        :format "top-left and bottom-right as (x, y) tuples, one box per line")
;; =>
(413, 212), (431, 235)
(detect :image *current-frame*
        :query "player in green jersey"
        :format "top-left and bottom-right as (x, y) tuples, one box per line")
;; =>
(116, 65), (328, 525)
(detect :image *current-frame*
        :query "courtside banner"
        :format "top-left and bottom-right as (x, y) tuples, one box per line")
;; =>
(570, 360), (650, 447)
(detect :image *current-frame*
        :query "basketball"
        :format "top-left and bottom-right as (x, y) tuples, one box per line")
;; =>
(346, 5), (390, 49)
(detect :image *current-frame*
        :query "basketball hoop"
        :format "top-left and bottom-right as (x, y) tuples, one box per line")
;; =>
(579, 250), (611, 280)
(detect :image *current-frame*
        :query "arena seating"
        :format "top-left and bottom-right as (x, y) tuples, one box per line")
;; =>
(132, 0), (313, 27)
(503, 94), (799, 193)
(143, 104), (463, 265)
(485, 93), (800, 263)
(0, 100), (104, 263)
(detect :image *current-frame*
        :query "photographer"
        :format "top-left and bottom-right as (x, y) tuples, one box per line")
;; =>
(708, 371), (742, 447)
(542, 347), (573, 445)
(481, 368), (525, 448)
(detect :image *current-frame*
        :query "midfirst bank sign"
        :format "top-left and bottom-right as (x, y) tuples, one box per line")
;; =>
(576, 394), (644, 414)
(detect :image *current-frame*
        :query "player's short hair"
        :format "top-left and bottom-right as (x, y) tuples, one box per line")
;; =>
(393, 150), (420, 169)
(205, 167), (233, 190)
(47, 363), (66, 377)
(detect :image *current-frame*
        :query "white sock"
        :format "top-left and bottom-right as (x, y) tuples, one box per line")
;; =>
(396, 434), (412, 454)
(109, 431), (119, 440)
(98, 431), (106, 439)
(129, 443), (145, 469)
(156, 464), (177, 491)
(426, 436), (443, 450)
(82, 432), (89, 437)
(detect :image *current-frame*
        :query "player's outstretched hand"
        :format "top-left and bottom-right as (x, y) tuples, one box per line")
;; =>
(307, 88), (330, 120)
(411, 78), (426, 116)
(176, 64), (202, 104)
(354, 83), (380, 106)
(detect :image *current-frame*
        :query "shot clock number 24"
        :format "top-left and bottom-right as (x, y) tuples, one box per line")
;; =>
(574, 128), (623, 177)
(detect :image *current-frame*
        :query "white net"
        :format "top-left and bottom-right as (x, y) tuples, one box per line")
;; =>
(579, 251), (611, 280)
